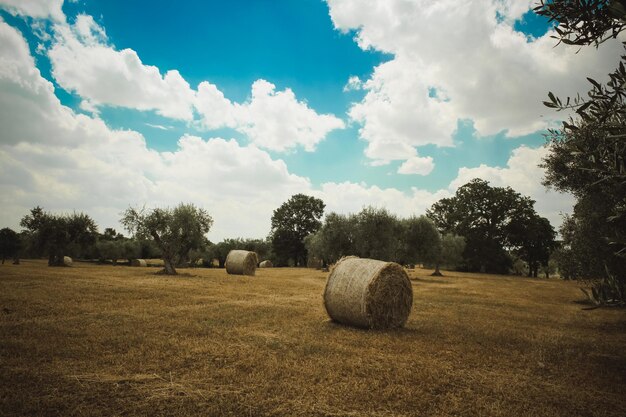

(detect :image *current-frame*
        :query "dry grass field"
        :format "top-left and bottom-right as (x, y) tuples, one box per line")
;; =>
(1, 260), (625, 417)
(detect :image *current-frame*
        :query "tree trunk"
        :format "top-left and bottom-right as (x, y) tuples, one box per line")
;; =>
(431, 263), (443, 276)
(150, 230), (177, 275)
(163, 257), (177, 275)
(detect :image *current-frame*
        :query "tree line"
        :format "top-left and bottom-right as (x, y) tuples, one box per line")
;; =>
(1, 179), (557, 278)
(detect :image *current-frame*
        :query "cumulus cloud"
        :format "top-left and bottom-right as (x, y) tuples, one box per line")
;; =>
(0, 8), (574, 240)
(327, 0), (623, 163)
(0, 17), (453, 238)
(231, 80), (345, 152)
(44, 14), (345, 152)
(343, 75), (363, 92)
(449, 145), (574, 230)
(0, 19), (309, 240)
(49, 15), (196, 121)
(397, 155), (434, 175)
(195, 79), (345, 152)
(0, 0), (64, 21)
(314, 182), (450, 218)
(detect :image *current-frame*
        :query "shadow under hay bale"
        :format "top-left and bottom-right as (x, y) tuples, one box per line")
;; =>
(324, 257), (413, 329)
(225, 250), (258, 276)
(130, 259), (147, 267)
(259, 260), (273, 268)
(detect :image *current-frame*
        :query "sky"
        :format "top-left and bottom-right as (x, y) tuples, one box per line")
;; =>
(0, 0), (622, 241)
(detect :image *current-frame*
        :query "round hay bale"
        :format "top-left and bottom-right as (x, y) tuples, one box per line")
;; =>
(225, 250), (258, 276)
(323, 257), (413, 329)
(63, 256), (73, 267)
(259, 260), (273, 268)
(130, 259), (147, 267)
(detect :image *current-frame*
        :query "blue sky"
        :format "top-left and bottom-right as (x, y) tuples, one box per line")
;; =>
(0, 0), (621, 240)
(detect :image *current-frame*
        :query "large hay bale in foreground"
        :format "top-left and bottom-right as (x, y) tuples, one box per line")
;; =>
(225, 250), (258, 276)
(63, 256), (73, 267)
(130, 259), (147, 267)
(259, 260), (273, 268)
(324, 257), (413, 329)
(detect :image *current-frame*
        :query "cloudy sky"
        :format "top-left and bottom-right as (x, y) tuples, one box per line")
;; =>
(0, 0), (621, 241)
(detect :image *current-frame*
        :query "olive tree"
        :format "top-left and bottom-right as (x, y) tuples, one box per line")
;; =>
(121, 203), (213, 275)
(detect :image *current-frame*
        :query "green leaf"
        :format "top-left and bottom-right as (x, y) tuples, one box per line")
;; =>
(587, 77), (601, 90)
(576, 101), (592, 114)
(548, 91), (557, 104)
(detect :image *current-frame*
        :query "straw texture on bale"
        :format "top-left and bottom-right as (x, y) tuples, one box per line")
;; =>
(130, 259), (147, 267)
(259, 260), (273, 268)
(225, 250), (258, 276)
(324, 257), (413, 329)
(63, 256), (73, 267)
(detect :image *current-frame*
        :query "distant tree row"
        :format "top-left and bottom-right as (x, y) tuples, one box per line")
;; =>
(304, 208), (466, 274)
(1, 180), (557, 278)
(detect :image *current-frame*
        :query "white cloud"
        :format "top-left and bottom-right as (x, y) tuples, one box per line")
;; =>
(0, 19), (309, 240)
(0, 0), (65, 21)
(195, 79), (345, 152)
(0, 13), (574, 241)
(315, 182), (450, 218)
(232, 80), (345, 152)
(343, 75), (363, 92)
(48, 15), (196, 121)
(397, 155), (434, 175)
(44, 15), (344, 152)
(145, 123), (171, 131)
(449, 145), (574, 230)
(327, 0), (623, 163)
(0, 17), (452, 238)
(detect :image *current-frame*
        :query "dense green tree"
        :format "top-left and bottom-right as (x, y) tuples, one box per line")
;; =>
(510, 215), (557, 278)
(101, 228), (125, 241)
(427, 179), (554, 274)
(205, 238), (271, 267)
(440, 234), (466, 270)
(121, 203), (213, 275)
(20, 207), (98, 266)
(0, 227), (21, 264)
(534, 0), (626, 47)
(400, 216), (442, 274)
(353, 207), (402, 262)
(270, 194), (325, 266)
(304, 212), (356, 265)
(536, 0), (626, 301)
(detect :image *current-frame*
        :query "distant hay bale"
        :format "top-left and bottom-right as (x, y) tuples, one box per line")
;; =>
(323, 257), (413, 329)
(63, 256), (73, 267)
(130, 259), (147, 267)
(259, 260), (273, 268)
(225, 250), (258, 276)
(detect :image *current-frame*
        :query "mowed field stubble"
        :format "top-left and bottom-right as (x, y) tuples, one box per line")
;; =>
(1, 261), (625, 417)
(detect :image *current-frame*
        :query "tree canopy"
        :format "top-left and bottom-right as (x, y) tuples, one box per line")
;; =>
(270, 194), (325, 266)
(121, 203), (213, 275)
(19, 207), (98, 266)
(0, 227), (21, 264)
(536, 0), (626, 303)
(427, 179), (555, 275)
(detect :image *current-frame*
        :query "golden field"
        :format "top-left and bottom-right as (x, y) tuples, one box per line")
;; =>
(1, 260), (625, 416)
